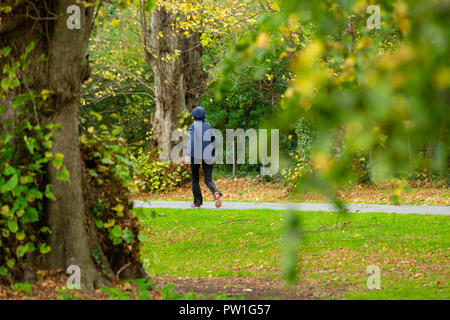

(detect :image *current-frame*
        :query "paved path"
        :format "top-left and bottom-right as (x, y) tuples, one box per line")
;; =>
(133, 200), (449, 215)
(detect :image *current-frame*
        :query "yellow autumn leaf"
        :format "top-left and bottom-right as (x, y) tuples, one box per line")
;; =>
(112, 204), (124, 212)
(1, 205), (9, 216)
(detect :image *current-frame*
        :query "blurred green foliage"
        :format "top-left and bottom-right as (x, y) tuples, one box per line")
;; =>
(135, 153), (190, 193)
(215, 0), (449, 193)
(82, 4), (154, 149)
(80, 123), (142, 275)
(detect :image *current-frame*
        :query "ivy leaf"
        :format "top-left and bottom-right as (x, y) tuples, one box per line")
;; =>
(1, 205), (10, 216)
(1, 77), (9, 90)
(6, 259), (15, 269)
(56, 166), (70, 182)
(26, 242), (35, 253)
(122, 229), (133, 244)
(112, 204), (124, 212)
(88, 169), (98, 177)
(25, 41), (35, 54)
(15, 230), (26, 241)
(1, 173), (18, 192)
(17, 245), (28, 258)
(7, 219), (18, 233)
(104, 219), (115, 228)
(45, 184), (56, 201)
(11, 96), (26, 108)
(2, 228), (10, 238)
(52, 153), (64, 170)
(3, 165), (16, 176)
(110, 225), (122, 238)
(101, 158), (115, 165)
(39, 243), (51, 254)
(95, 219), (104, 229)
(0, 267), (7, 276)
(40, 226), (52, 234)
(1, 47), (11, 56)
(22, 207), (39, 223)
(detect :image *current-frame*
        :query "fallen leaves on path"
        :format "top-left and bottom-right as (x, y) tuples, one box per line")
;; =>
(133, 177), (449, 205)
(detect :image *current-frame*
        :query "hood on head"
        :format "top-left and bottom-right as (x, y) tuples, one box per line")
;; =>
(192, 106), (206, 121)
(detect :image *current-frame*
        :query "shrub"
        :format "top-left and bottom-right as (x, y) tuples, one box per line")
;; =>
(80, 124), (143, 279)
(281, 118), (315, 190)
(135, 153), (190, 193)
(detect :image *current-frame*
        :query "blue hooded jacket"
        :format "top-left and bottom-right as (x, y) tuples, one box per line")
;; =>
(186, 107), (216, 163)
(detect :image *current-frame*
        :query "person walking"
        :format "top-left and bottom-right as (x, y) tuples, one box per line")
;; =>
(185, 106), (222, 209)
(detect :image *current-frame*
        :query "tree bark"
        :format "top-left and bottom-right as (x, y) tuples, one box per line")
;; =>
(140, 4), (207, 160)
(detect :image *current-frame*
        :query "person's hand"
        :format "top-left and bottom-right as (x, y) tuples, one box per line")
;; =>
(184, 156), (190, 164)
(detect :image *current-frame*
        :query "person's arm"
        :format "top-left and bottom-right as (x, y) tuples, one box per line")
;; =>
(185, 125), (193, 163)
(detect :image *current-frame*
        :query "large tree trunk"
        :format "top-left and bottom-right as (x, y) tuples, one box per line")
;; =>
(1, 0), (142, 290)
(44, 0), (108, 291)
(140, 3), (207, 160)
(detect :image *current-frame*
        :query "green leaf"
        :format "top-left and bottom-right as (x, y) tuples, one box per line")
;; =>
(15, 230), (25, 241)
(122, 229), (133, 244)
(88, 169), (98, 177)
(39, 243), (51, 254)
(26, 242), (36, 253)
(1, 47), (11, 56)
(7, 259), (15, 269)
(104, 219), (115, 228)
(56, 166), (70, 182)
(1, 205), (10, 216)
(19, 175), (33, 185)
(45, 184), (56, 201)
(1, 77), (9, 91)
(25, 41), (35, 55)
(112, 237), (122, 245)
(2, 174), (18, 192)
(11, 96), (26, 108)
(17, 245), (28, 257)
(37, 54), (47, 62)
(101, 158), (115, 165)
(24, 136), (37, 154)
(40, 226), (51, 234)
(52, 153), (64, 170)
(144, 0), (154, 11)
(112, 128), (122, 135)
(110, 225), (122, 238)
(7, 219), (18, 233)
(3, 64), (12, 75)
(0, 267), (7, 276)
(89, 110), (102, 121)
(22, 207), (39, 223)
(95, 219), (104, 228)
(3, 165), (15, 176)
(2, 228), (10, 238)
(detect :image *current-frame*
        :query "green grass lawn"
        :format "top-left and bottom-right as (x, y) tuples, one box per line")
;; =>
(136, 208), (449, 299)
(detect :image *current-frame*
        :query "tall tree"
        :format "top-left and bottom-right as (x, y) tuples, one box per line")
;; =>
(140, 1), (207, 160)
(0, 0), (144, 290)
(139, 0), (268, 160)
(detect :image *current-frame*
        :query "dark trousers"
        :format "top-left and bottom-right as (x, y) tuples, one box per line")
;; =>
(190, 157), (221, 205)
